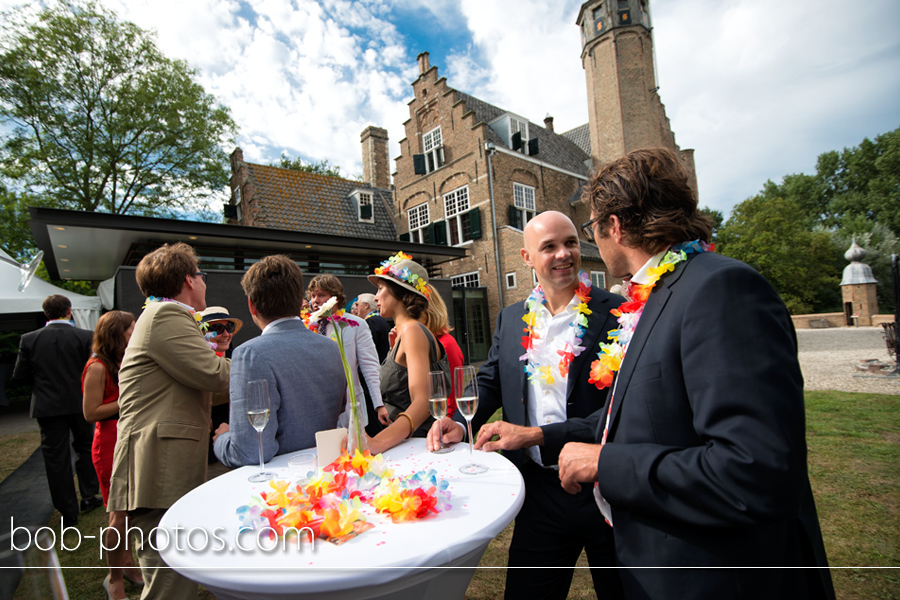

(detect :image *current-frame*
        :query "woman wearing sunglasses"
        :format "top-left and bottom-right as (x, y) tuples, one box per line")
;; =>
(198, 306), (243, 464)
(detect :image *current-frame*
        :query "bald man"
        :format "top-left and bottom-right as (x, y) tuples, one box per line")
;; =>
(428, 211), (624, 599)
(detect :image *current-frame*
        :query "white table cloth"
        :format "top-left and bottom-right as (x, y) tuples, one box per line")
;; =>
(158, 439), (524, 600)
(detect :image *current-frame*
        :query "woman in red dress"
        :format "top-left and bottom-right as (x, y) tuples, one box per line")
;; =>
(421, 285), (464, 417)
(82, 310), (142, 600)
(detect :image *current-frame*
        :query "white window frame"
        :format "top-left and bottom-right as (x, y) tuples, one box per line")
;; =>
(510, 117), (529, 151)
(407, 203), (430, 244)
(513, 183), (536, 227)
(234, 186), (242, 204)
(590, 271), (607, 289)
(443, 186), (471, 246)
(356, 190), (374, 223)
(506, 272), (517, 289)
(451, 271), (481, 288)
(423, 126), (444, 173)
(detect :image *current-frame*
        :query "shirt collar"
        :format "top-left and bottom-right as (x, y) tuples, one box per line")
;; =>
(44, 319), (74, 327)
(262, 316), (301, 335)
(630, 248), (669, 285)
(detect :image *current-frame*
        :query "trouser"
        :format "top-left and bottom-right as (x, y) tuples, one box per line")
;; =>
(37, 414), (99, 521)
(505, 460), (623, 600)
(129, 508), (198, 600)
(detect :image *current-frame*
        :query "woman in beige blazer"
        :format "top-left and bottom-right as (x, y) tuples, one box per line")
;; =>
(107, 243), (229, 600)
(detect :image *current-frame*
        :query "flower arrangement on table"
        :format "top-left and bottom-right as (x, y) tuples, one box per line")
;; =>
(305, 296), (366, 453)
(236, 449), (452, 543)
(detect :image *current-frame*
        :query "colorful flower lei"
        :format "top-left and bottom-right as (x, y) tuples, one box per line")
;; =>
(374, 251), (430, 298)
(236, 449), (452, 542)
(589, 240), (714, 390)
(519, 271), (592, 386)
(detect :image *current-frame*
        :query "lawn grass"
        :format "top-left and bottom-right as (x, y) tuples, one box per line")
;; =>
(3, 391), (898, 599)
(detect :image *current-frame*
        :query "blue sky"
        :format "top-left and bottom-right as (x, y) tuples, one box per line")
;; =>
(3, 0), (899, 218)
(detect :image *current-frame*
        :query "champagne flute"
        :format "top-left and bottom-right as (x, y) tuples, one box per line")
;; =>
(428, 371), (453, 454)
(246, 379), (276, 483)
(454, 366), (488, 474)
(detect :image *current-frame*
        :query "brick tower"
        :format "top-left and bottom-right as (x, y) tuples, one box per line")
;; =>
(577, 0), (697, 191)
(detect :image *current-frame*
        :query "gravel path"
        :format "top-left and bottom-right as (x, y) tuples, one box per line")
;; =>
(797, 326), (899, 394)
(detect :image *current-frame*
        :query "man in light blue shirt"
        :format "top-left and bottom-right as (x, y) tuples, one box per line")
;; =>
(213, 256), (345, 467)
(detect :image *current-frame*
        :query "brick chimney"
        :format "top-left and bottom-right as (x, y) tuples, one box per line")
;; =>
(417, 51), (430, 75)
(361, 126), (391, 189)
(544, 114), (554, 132)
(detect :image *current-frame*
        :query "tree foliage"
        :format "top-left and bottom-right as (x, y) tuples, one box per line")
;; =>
(0, 0), (237, 220)
(718, 195), (841, 314)
(718, 126), (900, 314)
(270, 152), (357, 179)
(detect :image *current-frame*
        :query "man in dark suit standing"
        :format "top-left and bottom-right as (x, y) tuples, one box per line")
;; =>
(429, 211), (623, 600)
(558, 148), (835, 598)
(355, 293), (390, 364)
(13, 294), (100, 524)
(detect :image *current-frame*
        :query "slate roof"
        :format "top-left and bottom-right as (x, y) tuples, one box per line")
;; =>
(245, 164), (396, 240)
(561, 123), (591, 156)
(454, 91), (591, 177)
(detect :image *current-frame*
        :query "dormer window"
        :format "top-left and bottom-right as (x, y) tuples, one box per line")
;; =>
(510, 117), (528, 152)
(488, 114), (539, 156)
(350, 189), (374, 223)
(413, 126), (444, 174)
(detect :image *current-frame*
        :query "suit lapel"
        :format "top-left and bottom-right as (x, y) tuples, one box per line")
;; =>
(507, 302), (529, 425)
(606, 258), (689, 433)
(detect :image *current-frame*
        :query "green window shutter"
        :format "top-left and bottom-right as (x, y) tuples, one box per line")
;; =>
(468, 207), (482, 240)
(508, 203), (521, 229)
(399, 232), (410, 242)
(413, 154), (427, 175)
(360, 204), (372, 219)
(432, 220), (448, 246)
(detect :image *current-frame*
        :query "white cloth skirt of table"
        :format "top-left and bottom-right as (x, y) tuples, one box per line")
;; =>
(158, 439), (525, 600)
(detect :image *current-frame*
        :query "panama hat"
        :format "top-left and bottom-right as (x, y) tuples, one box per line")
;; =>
(367, 252), (431, 299)
(197, 306), (243, 334)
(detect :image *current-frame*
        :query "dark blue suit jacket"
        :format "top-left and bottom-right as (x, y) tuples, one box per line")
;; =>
(585, 251), (834, 598)
(458, 286), (622, 468)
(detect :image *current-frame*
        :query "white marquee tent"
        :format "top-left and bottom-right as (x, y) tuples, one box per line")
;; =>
(0, 249), (101, 329)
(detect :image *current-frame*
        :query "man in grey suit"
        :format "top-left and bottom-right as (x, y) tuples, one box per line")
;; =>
(213, 256), (346, 467)
(13, 294), (100, 524)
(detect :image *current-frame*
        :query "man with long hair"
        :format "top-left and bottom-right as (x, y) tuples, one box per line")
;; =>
(560, 148), (835, 598)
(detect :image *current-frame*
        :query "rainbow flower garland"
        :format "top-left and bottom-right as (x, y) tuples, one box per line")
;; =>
(374, 251), (430, 299)
(236, 450), (452, 542)
(519, 271), (592, 385)
(589, 240), (714, 390)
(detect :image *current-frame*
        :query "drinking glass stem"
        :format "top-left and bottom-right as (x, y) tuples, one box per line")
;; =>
(257, 431), (265, 471)
(466, 418), (474, 456)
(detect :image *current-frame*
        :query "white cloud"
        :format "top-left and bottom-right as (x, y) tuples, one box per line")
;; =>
(2, 0), (898, 218)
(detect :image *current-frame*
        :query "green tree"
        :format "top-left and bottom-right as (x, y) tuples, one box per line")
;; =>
(718, 194), (841, 314)
(699, 206), (723, 242)
(270, 153), (358, 179)
(0, 0), (237, 222)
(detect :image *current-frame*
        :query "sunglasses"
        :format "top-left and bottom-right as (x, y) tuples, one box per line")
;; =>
(207, 322), (236, 335)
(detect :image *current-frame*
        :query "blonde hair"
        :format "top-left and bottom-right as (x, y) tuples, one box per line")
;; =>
(421, 285), (453, 337)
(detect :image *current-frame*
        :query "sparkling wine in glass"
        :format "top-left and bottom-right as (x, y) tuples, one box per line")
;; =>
(246, 379), (276, 483)
(454, 366), (488, 474)
(428, 371), (453, 454)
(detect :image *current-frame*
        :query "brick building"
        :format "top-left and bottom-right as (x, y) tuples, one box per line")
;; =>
(392, 0), (695, 361)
